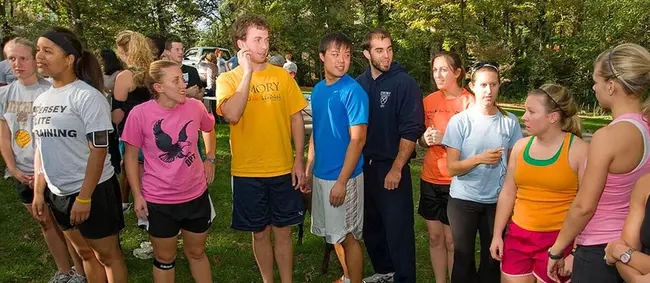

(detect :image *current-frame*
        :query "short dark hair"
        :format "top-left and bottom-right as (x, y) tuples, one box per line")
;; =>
(231, 14), (270, 50)
(362, 28), (391, 51)
(147, 34), (166, 59)
(164, 36), (182, 51)
(318, 32), (352, 55)
(100, 49), (123, 76)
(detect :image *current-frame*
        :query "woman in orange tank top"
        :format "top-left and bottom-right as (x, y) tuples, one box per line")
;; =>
(489, 84), (589, 283)
(418, 51), (474, 283)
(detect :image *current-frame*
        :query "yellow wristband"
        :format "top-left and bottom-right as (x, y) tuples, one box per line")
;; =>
(75, 196), (91, 204)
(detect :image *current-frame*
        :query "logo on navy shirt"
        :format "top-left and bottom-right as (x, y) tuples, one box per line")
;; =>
(153, 119), (196, 166)
(380, 91), (391, 108)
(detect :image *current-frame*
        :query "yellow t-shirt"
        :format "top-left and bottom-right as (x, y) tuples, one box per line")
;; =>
(216, 64), (307, 177)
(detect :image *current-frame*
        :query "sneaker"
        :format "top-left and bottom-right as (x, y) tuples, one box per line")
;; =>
(121, 203), (132, 213)
(47, 271), (71, 283)
(133, 241), (154, 259)
(67, 267), (86, 283)
(137, 218), (149, 230)
(362, 273), (394, 283)
(333, 276), (351, 283)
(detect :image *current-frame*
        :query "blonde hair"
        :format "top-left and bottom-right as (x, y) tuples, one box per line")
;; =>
(145, 60), (179, 97)
(529, 84), (582, 138)
(205, 53), (217, 63)
(7, 37), (36, 56)
(115, 30), (153, 87)
(595, 43), (650, 95)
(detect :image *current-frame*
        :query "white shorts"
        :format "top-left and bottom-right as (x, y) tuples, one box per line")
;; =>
(311, 173), (364, 244)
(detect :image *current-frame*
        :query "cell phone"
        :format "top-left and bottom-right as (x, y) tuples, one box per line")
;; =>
(87, 131), (109, 148)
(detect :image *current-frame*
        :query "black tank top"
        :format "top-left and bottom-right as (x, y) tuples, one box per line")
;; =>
(641, 195), (650, 254)
(118, 86), (151, 134)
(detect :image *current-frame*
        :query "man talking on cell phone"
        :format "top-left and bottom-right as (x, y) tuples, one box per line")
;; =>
(215, 14), (308, 283)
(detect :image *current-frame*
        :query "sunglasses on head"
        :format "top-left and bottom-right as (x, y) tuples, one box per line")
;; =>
(471, 61), (499, 73)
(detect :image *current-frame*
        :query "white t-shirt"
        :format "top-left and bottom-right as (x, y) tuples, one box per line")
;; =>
(33, 80), (115, 196)
(0, 60), (17, 85)
(0, 79), (51, 174)
(283, 60), (298, 74)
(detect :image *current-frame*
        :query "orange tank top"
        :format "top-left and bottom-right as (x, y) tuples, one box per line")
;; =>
(512, 133), (578, 232)
(421, 89), (474, 184)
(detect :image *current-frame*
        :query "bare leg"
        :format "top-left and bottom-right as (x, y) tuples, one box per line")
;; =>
(253, 226), (274, 283)
(25, 204), (72, 273)
(86, 235), (128, 283)
(340, 234), (362, 283)
(181, 229), (212, 283)
(334, 243), (350, 280)
(63, 230), (106, 283)
(272, 226), (294, 283)
(426, 220), (449, 283)
(150, 235), (179, 283)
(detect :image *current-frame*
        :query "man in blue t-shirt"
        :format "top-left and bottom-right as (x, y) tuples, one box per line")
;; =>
(305, 32), (369, 283)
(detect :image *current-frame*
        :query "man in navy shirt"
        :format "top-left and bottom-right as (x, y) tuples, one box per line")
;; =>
(306, 32), (368, 283)
(356, 28), (425, 283)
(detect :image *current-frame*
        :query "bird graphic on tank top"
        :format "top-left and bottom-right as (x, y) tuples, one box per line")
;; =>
(153, 119), (193, 163)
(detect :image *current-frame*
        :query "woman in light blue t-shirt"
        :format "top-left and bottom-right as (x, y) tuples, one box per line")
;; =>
(441, 61), (523, 283)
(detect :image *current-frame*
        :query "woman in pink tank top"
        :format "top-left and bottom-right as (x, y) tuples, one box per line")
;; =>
(547, 43), (650, 283)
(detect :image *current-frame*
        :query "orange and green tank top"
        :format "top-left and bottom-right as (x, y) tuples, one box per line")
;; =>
(512, 133), (578, 232)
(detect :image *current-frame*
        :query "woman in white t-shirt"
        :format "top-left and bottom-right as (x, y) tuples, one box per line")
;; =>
(0, 37), (86, 283)
(31, 26), (127, 283)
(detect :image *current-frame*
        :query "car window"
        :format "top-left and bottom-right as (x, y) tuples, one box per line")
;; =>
(184, 49), (199, 60)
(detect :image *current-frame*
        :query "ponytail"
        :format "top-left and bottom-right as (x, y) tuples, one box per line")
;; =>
(562, 115), (583, 139)
(75, 50), (104, 92)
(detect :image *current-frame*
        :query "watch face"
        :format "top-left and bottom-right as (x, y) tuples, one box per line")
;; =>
(621, 253), (630, 263)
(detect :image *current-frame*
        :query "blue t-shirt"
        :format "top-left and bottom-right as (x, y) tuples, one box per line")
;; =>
(442, 107), (523, 204)
(312, 74), (369, 180)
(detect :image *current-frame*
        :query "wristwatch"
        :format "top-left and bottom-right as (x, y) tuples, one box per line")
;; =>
(206, 157), (216, 164)
(548, 248), (563, 260)
(620, 248), (635, 264)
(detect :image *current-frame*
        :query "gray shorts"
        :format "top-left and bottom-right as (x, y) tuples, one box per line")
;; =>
(311, 173), (364, 244)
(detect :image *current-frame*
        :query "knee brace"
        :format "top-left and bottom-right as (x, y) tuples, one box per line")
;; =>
(153, 258), (175, 270)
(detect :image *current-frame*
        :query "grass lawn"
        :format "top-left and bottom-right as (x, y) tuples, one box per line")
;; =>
(0, 124), (443, 283)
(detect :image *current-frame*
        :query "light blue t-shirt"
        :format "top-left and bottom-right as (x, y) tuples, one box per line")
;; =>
(312, 74), (369, 181)
(442, 106), (523, 204)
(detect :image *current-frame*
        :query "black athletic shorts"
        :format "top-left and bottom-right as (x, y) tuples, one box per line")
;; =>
(418, 179), (451, 225)
(46, 175), (124, 239)
(147, 190), (215, 238)
(231, 174), (304, 232)
(572, 244), (624, 283)
(14, 178), (34, 204)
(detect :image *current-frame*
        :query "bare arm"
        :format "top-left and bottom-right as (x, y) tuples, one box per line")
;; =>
(306, 134), (315, 176)
(446, 147), (479, 176)
(112, 70), (133, 125)
(220, 71), (252, 124)
(76, 141), (108, 200)
(615, 176), (650, 280)
(493, 139), (525, 237)
(124, 143), (142, 197)
(291, 111), (305, 160)
(202, 130), (216, 159)
(0, 120), (18, 175)
(337, 125), (367, 184)
(392, 138), (416, 172)
(33, 145), (46, 196)
(549, 129), (612, 254)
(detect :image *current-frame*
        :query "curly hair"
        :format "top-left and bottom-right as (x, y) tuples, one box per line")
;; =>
(115, 30), (153, 87)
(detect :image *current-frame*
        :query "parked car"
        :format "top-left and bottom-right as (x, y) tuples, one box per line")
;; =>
(182, 47), (232, 83)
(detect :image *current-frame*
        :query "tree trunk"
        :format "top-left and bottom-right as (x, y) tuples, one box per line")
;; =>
(66, 0), (84, 44)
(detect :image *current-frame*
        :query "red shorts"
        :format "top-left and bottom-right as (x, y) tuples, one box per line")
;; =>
(501, 222), (572, 283)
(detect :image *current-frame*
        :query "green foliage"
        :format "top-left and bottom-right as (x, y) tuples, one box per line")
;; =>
(1, 0), (649, 109)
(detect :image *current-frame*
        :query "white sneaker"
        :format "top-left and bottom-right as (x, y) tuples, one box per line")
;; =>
(47, 271), (71, 283)
(362, 273), (394, 283)
(67, 267), (87, 283)
(137, 218), (149, 230)
(133, 241), (154, 259)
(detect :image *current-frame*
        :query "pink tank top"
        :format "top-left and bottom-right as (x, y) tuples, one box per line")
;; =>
(578, 113), (650, 245)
